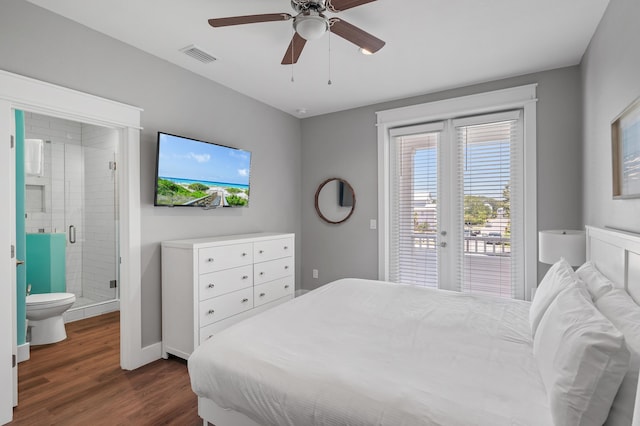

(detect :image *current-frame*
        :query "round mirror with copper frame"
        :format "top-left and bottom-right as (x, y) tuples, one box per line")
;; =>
(314, 178), (356, 225)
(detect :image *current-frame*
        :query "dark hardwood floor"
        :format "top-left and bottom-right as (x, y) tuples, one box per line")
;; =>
(10, 311), (201, 425)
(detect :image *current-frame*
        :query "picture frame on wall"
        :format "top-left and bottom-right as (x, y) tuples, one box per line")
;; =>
(612, 96), (640, 198)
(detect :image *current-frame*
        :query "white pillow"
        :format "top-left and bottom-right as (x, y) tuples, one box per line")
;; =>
(596, 289), (640, 426)
(534, 286), (630, 426)
(577, 261), (614, 301)
(530, 257), (584, 337)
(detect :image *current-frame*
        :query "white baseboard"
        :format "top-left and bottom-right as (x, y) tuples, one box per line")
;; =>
(17, 343), (30, 363)
(65, 300), (120, 323)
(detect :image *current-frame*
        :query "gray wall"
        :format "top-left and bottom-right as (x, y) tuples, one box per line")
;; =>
(0, 0), (302, 346)
(301, 66), (584, 290)
(582, 0), (640, 233)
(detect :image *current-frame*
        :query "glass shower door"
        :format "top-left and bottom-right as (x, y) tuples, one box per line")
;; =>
(77, 133), (119, 306)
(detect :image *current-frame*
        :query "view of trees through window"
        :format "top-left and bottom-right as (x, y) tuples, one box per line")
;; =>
(463, 184), (509, 226)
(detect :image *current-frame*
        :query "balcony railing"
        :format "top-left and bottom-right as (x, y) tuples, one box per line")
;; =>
(412, 233), (511, 255)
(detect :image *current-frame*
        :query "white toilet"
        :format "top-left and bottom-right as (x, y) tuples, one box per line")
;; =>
(26, 293), (76, 345)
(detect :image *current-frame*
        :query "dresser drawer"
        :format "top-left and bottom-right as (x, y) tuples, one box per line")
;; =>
(254, 276), (295, 307)
(199, 243), (253, 274)
(199, 293), (292, 344)
(254, 257), (293, 285)
(199, 315), (246, 344)
(199, 265), (253, 301)
(199, 287), (253, 327)
(254, 237), (293, 263)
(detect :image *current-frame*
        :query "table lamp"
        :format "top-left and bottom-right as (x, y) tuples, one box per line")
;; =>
(538, 230), (586, 267)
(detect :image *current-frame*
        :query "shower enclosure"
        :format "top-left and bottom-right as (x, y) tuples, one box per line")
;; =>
(23, 112), (119, 318)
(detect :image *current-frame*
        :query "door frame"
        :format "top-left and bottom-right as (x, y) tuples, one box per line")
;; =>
(0, 69), (152, 423)
(376, 84), (538, 300)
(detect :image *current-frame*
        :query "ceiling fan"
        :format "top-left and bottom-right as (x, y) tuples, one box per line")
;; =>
(208, 0), (385, 65)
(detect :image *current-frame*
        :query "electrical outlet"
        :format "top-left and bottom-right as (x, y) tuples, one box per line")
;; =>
(370, 219), (377, 230)
(312, 269), (319, 279)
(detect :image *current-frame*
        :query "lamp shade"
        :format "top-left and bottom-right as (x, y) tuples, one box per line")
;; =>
(538, 230), (586, 266)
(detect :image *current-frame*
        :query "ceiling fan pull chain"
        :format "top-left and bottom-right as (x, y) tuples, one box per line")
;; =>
(291, 27), (295, 83)
(327, 22), (332, 85)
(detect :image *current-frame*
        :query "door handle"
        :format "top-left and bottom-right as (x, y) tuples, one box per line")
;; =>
(69, 225), (76, 244)
(16, 259), (25, 266)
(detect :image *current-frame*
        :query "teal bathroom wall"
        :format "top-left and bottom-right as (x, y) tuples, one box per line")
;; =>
(26, 233), (66, 294)
(15, 110), (26, 346)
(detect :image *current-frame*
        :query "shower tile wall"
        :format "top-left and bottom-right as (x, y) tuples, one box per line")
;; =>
(24, 113), (118, 305)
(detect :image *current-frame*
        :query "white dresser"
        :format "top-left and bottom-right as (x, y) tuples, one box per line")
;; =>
(161, 232), (295, 360)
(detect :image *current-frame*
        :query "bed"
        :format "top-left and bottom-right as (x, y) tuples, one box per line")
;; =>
(188, 226), (640, 426)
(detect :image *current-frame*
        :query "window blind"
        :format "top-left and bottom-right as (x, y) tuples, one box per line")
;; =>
(389, 123), (443, 288)
(454, 111), (523, 298)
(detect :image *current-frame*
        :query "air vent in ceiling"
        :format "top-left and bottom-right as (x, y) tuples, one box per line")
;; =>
(180, 45), (217, 64)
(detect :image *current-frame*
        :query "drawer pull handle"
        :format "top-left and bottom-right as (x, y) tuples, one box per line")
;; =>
(242, 252), (247, 257)
(207, 309), (215, 315)
(207, 258), (214, 263)
(284, 246), (288, 250)
(284, 266), (289, 269)
(259, 293), (266, 297)
(242, 275), (249, 279)
(241, 298), (249, 303)
(259, 250), (264, 254)
(259, 272), (264, 276)
(284, 285), (290, 289)
(207, 283), (215, 288)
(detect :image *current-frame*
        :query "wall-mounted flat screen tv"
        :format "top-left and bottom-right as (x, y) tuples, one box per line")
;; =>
(154, 132), (251, 208)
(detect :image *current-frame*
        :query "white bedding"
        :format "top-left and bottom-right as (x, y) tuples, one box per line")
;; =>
(188, 278), (552, 426)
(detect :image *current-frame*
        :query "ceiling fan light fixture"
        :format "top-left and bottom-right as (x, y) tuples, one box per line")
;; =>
(208, 0), (385, 65)
(359, 47), (373, 55)
(294, 14), (328, 40)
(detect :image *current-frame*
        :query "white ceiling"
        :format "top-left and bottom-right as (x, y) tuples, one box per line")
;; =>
(26, 0), (609, 118)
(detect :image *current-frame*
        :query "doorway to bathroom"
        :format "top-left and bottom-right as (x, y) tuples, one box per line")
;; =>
(1, 70), (145, 424)
(23, 112), (120, 320)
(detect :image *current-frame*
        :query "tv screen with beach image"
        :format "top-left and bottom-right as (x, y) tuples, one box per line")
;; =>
(154, 133), (251, 208)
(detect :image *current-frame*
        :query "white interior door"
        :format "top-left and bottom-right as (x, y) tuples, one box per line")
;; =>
(0, 100), (16, 423)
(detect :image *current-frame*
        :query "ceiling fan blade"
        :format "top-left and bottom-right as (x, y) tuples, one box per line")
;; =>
(281, 33), (307, 65)
(208, 13), (292, 28)
(326, 0), (377, 12)
(329, 18), (385, 54)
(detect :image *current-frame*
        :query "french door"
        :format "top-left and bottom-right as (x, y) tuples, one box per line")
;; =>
(387, 111), (524, 299)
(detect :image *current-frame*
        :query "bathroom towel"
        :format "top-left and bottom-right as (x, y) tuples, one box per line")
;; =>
(25, 138), (44, 176)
